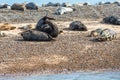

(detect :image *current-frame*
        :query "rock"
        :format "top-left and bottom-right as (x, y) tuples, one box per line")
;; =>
(11, 3), (26, 11)
(26, 2), (38, 10)
(69, 21), (87, 31)
(103, 16), (120, 25)
(55, 7), (73, 15)
(35, 16), (59, 38)
(0, 23), (16, 30)
(96, 28), (117, 41)
(21, 30), (54, 41)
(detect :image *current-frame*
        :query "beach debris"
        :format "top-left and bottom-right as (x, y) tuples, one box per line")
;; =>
(11, 3), (26, 11)
(95, 28), (117, 41)
(26, 2), (38, 10)
(55, 7), (74, 15)
(103, 16), (120, 25)
(69, 21), (87, 31)
(35, 15), (59, 38)
(90, 28), (103, 37)
(0, 31), (6, 37)
(0, 23), (16, 30)
(21, 30), (54, 41)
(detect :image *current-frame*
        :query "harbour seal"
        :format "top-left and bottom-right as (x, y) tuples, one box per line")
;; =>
(69, 21), (87, 31)
(96, 28), (117, 41)
(21, 30), (54, 41)
(35, 16), (59, 38)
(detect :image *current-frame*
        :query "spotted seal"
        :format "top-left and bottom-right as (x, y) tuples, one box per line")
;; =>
(90, 28), (103, 37)
(96, 28), (117, 41)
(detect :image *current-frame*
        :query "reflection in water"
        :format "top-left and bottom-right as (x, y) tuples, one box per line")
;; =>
(0, 71), (120, 80)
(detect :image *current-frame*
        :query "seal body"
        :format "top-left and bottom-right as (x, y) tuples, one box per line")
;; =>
(11, 3), (26, 11)
(21, 30), (53, 41)
(90, 28), (103, 37)
(35, 16), (59, 38)
(69, 21), (87, 31)
(97, 29), (117, 41)
(103, 16), (120, 25)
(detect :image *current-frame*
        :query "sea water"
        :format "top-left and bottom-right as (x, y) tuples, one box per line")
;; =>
(0, 71), (120, 80)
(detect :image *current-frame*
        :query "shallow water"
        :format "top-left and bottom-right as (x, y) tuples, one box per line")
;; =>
(0, 71), (120, 80)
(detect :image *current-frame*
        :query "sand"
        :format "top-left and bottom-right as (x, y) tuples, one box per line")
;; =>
(0, 19), (120, 75)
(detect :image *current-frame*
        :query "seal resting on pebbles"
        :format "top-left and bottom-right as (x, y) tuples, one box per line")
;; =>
(69, 21), (87, 31)
(90, 28), (103, 37)
(96, 28), (117, 41)
(103, 16), (120, 25)
(11, 3), (26, 11)
(35, 16), (59, 38)
(21, 30), (54, 41)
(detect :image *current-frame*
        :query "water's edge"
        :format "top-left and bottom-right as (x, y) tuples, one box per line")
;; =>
(0, 71), (120, 80)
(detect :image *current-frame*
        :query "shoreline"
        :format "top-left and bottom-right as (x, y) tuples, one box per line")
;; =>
(0, 69), (120, 76)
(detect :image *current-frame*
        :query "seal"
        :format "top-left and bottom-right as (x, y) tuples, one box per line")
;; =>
(21, 30), (54, 41)
(69, 21), (87, 31)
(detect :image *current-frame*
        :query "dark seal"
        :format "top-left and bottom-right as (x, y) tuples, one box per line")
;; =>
(21, 30), (54, 41)
(69, 21), (87, 31)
